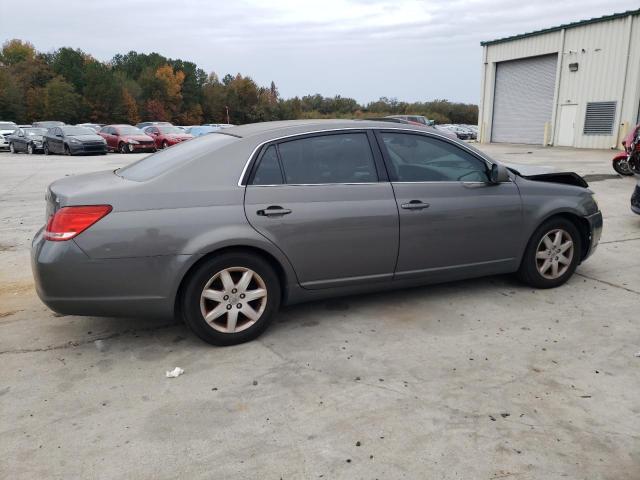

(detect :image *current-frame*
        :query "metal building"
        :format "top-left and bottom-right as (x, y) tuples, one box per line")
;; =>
(478, 9), (640, 149)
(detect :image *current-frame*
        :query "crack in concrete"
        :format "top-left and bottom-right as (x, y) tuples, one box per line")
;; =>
(575, 273), (640, 295)
(599, 236), (640, 245)
(0, 321), (180, 355)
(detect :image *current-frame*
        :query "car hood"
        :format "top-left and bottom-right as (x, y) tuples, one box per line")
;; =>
(0, 129), (16, 135)
(122, 134), (154, 142)
(165, 134), (193, 139)
(27, 135), (44, 141)
(505, 162), (588, 188)
(68, 134), (105, 142)
(502, 162), (555, 176)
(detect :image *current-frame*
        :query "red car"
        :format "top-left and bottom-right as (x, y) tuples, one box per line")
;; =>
(99, 125), (157, 154)
(143, 125), (193, 149)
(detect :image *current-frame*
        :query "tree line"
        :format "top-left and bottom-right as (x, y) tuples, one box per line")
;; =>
(0, 39), (478, 126)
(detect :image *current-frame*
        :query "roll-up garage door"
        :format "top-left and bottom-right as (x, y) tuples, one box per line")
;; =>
(491, 54), (557, 144)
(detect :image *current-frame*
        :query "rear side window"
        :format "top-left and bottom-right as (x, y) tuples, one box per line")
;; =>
(251, 146), (283, 185)
(117, 133), (237, 181)
(380, 132), (488, 182)
(277, 133), (377, 184)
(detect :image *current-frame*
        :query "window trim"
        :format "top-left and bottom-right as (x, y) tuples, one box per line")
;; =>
(238, 127), (484, 186)
(245, 129), (385, 187)
(374, 129), (494, 184)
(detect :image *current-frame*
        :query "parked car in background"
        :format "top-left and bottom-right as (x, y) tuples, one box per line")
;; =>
(77, 123), (104, 132)
(370, 117), (458, 140)
(203, 123), (235, 129)
(99, 125), (157, 153)
(32, 121), (65, 129)
(7, 127), (48, 154)
(440, 124), (473, 140)
(43, 126), (107, 156)
(187, 125), (220, 137)
(143, 125), (193, 149)
(0, 121), (18, 150)
(31, 120), (602, 346)
(136, 121), (172, 129)
(432, 125), (460, 140)
(386, 115), (434, 126)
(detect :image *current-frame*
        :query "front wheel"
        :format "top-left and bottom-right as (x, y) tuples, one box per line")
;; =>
(612, 158), (633, 176)
(162, 140), (169, 149)
(518, 218), (582, 289)
(119, 142), (128, 154)
(181, 252), (281, 346)
(27, 143), (34, 155)
(43, 143), (50, 155)
(64, 144), (71, 156)
(9, 143), (16, 154)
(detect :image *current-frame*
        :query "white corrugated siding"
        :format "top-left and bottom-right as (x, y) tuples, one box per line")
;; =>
(479, 12), (640, 149)
(491, 55), (557, 144)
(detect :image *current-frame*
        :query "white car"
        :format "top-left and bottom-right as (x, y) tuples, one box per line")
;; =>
(0, 121), (18, 150)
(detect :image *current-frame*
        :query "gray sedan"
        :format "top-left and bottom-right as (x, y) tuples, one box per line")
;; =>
(31, 120), (602, 345)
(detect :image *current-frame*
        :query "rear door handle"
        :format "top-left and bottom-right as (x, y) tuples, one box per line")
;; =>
(401, 200), (430, 210)
(257, 206), (292, 217)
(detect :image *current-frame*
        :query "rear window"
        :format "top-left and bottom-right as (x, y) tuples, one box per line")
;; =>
(117, 133), (237, 181)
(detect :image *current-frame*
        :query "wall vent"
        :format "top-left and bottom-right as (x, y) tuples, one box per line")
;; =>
(583, 101), (616, 135)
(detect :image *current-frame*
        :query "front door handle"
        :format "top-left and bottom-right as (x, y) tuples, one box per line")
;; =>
(401, 200), (430, 210)
(257, 206), (292, 217)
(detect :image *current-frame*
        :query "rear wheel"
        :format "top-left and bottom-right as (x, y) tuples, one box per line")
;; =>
(9, 143), (16, 154)
(518, 218), (581, 288)
(162, 140), (169, 149)
(119, 142), (128, 154)
(613, 158), (633, 176)
(43, 143), (50, 155)
(27, 143), (34, 155)
(181, 252), (280, 346)
(64, 144), (71, 156)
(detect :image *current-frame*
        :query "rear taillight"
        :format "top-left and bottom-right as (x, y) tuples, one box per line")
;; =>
(45, 205), (112, 241)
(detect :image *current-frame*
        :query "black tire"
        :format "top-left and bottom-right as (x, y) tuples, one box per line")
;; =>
(9, 143), (16, 154)
(27, 143), (34, 155)
(162, 140), (169, 149)
(64, 144), (71, 156)
(43, 143), (50, 155)
(612, 158), (633, 176)
(181, 252), (281, 346)
(518, 217), (582, 289)
(119, 142), (128, 154)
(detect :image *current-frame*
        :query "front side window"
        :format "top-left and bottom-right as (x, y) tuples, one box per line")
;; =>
(277, 133), (377, 184)
(251, 146), (283, 185)
(380, 132), (488, 182)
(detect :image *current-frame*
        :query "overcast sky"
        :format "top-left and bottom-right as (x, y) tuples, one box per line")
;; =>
(1, 0), (638, 104)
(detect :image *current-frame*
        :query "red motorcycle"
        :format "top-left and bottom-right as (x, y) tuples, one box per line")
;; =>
(612, 124), (640, 176)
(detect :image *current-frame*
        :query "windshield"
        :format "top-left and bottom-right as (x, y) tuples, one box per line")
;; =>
(25, 128), (47, 136)
(62, 126), (95, 136)
(157, 126), (184, 134)
(118, 126), (145, 135)
(0, 123), (16, 130)
(117, 133), (237, 181)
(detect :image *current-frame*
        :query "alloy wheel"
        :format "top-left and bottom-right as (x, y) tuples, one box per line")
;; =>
(28, 144), (33, 154)
(535, 229), (574, 279)
(199, 267), (267, 333)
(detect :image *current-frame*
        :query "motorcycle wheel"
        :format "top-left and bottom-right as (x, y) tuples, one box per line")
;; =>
(613, 158), (633, 176)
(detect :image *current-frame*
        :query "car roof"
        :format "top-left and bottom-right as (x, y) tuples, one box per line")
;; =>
(223, 119), (436, 140)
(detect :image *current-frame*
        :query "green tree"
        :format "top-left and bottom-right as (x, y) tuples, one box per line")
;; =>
(43, 77), (83, 123)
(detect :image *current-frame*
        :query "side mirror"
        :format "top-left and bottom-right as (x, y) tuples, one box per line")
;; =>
(490, 163), (510, 184)
(56, 133), (63, 138)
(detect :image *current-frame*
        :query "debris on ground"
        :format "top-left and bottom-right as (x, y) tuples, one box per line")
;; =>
(165, 367), (184, 378)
